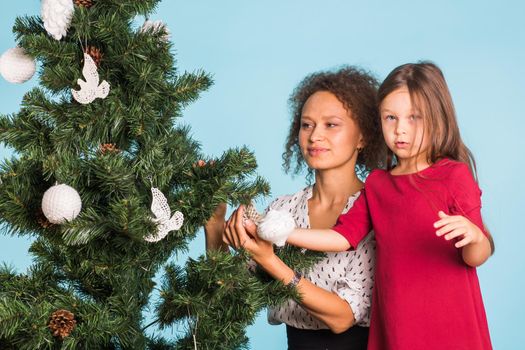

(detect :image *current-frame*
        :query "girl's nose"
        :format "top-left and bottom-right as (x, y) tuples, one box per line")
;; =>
(395, 120), (407, 135)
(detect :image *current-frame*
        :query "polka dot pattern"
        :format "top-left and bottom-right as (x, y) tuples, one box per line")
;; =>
(267, 186), (376, 329)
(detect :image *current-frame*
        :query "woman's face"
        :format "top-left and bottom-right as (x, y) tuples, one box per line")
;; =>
(299, 91), (364, 172)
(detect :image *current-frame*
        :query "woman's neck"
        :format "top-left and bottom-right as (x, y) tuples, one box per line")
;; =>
(312, 168), (363, 206)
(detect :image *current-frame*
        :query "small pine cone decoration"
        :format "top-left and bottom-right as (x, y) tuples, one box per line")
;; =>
(36, 208), (54, 228)
(74, 0), (94, 8)
(85, 46), (102, 66)
(99, 143), (120, 155)
(48, 309), (77, 339)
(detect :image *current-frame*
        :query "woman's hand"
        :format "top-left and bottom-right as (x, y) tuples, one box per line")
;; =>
(204, 203), (228, 252)
(434, 211), (484, 248)
(224, 205), (275, 265)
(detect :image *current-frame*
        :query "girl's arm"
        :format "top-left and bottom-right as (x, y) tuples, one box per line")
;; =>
(224, 206), (357, 333)
(286, 228), (351, 252)
(434, 163), (495, 267)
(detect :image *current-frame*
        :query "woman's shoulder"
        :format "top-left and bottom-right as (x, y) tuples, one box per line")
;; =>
(267, 186), (311, 212)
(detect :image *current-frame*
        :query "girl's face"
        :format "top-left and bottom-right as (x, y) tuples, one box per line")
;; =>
(380, 88), (430, 168)
(299, 91), (363, 172)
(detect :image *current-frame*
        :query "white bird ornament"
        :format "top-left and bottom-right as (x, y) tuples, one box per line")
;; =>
(71, 53), (110, 104)
(144, 187), (184, 243)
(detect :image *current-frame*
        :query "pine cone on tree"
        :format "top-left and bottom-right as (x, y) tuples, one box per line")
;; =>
(85, 46), (102, 66)
(48, 309), (77, 340)
(99, 143), (120, 155)
(74, 0), (94, 8)
(36, 208), (54, 228)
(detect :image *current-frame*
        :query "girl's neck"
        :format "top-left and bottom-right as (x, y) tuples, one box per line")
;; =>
(391, 155), (432, 175)
(312, 168), (363, 206)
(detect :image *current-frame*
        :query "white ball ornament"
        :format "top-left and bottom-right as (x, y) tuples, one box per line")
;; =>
(41, 0), (75, 40)
(0, 47), (36, 83)
(42, 184), (82, 224)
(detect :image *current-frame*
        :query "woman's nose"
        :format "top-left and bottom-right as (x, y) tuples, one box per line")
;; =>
(309, 126), (324, 141)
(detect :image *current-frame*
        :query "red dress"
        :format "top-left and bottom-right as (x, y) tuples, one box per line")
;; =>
(333, 159), (492, 350)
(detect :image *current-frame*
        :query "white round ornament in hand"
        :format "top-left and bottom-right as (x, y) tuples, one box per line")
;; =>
(0, 47), (36, 83)
(42, 184), (82, 224)
(257, 209), (296, 247)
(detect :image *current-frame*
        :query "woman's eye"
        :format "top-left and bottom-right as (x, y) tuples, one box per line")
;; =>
(385, 114), (396, 120)
(326, 123), (338, 128)
(301, 122), (312, 129)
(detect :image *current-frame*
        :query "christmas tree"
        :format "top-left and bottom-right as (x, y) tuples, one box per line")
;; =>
(0, 0), (325, 349)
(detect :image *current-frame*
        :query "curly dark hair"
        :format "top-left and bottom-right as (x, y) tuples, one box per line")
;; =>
(283, 66), (385, 179)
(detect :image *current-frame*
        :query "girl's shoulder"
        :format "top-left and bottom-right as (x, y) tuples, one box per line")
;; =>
(432, 158), (473, 178)
(364, 168), (390, 183)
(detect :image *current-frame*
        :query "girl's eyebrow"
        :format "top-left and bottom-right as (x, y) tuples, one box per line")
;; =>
(380, 108), (395, 113)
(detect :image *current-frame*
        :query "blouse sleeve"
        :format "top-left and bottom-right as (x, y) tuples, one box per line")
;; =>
(332, 190), (373, 249)
(449, 163), (486, 235)
(331, 232), (375, 326)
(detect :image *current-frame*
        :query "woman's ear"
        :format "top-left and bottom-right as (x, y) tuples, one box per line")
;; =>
(357, 135), (365, 151)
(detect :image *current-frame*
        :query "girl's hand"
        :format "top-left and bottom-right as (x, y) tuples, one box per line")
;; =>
(224, 205), (275, 264)
(434, 211), (484, 248)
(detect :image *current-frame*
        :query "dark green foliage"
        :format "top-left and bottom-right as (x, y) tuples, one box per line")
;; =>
(0, 0), (321, 349)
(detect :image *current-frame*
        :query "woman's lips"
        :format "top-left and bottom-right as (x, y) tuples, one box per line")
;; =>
(307, 147), (328, 156)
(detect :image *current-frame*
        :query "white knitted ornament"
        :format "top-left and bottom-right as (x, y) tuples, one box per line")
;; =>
(42, 184), (82, 224)
(41, 0), (75, 40)
(144, 187), (184, 242)
(257, 209), (296, 247)
(139, 20), (171, 42)
(243, 203), (263, 224)
(71, 53), (110, 104)
(0, 47), (36, 83)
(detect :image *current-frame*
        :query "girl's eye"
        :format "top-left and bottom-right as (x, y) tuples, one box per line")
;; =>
(385, 114), (396, 120)
(301, 122), (312, 129)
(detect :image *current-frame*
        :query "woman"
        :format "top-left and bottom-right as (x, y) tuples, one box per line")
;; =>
(206, 66), (385, 349)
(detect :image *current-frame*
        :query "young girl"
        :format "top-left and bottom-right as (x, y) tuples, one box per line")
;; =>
(283, 62), (493, 349)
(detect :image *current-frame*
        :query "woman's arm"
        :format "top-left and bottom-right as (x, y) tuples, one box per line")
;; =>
(225, 206), (357, 333)
(204, 203), (229, 252)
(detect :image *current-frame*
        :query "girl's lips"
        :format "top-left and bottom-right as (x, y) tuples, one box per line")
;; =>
(395, 141), (409, 149)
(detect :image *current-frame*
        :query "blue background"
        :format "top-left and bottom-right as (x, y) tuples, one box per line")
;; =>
(1, 1), (524, 348)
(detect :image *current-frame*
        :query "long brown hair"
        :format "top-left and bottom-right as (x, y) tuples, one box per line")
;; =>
(283, 66), (385, 180)
(377, 61), (477, 179)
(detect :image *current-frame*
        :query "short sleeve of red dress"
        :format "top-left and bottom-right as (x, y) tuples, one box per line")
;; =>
(332, 189), (372, 249)
(448, 162), (487, 236)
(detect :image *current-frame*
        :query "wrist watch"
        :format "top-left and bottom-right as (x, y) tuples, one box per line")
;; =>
(288, 270), (303, 288)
